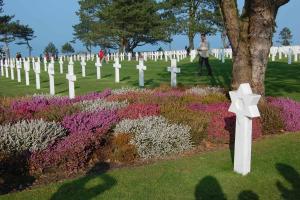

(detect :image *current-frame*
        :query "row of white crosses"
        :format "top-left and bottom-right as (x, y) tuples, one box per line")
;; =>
(211, 45), (300, 64)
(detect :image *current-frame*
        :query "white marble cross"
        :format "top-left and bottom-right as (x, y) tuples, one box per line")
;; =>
(95, 56), (102, 79)
(80, 56), (86, 77)
(24, 59), (30, 86)
(228, 83), (261, 176)
(288, 48), (292, 65)
(135, 52), (139, 62)
(66, 57), (77, 99)
(43, 57), (48, 72)
(48, 58), (55, 95)
(167, 59), (180, 87)
(113, 58), (121, 83)
(0, 59), (4, 77)
(16, 60), (22, 82)
(59, 57), (64, 74)
(136, 59), (147, 87)
(10, 59), (15, 80)
(128, 52), (132, 61)
(34, 61), (41, 90)
(5, 59), (9, 78)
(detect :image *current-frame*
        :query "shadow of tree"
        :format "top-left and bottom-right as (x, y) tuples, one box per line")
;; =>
(0, 152), (35, 195)
(238, 190), (259, 200)
(50, 162), (116, 200)
(195, 176), (226, 200)
(195, 176), (260, 200)
(276, 163), (300, 200)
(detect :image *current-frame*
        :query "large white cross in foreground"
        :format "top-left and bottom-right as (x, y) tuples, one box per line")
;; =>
(136, 59), (146, 87)
(167, 59), (180, 87)
(95, 56), (102, 79)
(228, 83), (261, 176)
(48, 58), (55, 95)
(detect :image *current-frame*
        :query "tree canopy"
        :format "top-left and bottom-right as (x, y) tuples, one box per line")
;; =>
(74, 0), (174, 53)
(44, 42), (58, 56)
(61, 42), (75, 54)
(278, 27), (292, 46)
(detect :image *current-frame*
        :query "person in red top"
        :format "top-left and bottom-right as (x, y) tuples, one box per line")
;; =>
(98, 49), (105, 62)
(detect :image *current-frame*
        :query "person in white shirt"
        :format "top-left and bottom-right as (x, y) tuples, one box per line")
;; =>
(198, 33), (212, 76)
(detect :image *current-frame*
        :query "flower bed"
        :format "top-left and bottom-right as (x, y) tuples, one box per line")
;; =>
(0, 86), (299, 188)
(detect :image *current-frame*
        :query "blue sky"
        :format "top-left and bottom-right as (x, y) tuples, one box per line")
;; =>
(3, 0), (300, 56)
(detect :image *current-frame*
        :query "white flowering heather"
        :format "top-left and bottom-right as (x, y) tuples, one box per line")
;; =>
(186, 86), (224, 96)
(114, 116), (192, 159)
(0, 119), (67, 153)
(76, 99), (128, 112)
(111, 87), (149, 95)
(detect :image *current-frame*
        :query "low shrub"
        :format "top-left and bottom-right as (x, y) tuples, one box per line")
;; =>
(186, 86), (225, 96)
(110, 133), (138, 163)
(30, 111), (119, 173)
(111, 87), (148, 95)
(200, 93), (229, 104)
(114, 116), (192, 159)
(77, 99), (128, 113)
(34, 104), (80, 122)
(62, 110), (119, 134)
(259, 103), (284, 135)
(189, 103), (262, 143)
(0, 120), (67, 153)
(268, 97), (300, 132)
(117, 103), (160, 120)
(161, 102), (208, 144)
(73, 89), (111, 102)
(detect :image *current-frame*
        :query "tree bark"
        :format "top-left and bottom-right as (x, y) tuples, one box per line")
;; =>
(219, 0), (289, 95)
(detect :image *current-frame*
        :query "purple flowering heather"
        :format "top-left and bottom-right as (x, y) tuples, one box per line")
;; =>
(62, 110), (119, 134)
(268, 97), (300, 131)
(153, 90), (185, 97)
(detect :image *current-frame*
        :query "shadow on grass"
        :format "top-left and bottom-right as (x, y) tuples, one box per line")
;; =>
(276, 163), (300, 200)
(195, 176), (259, 200)
(50, 162), (116, 200)
(0, 152), (35, 195)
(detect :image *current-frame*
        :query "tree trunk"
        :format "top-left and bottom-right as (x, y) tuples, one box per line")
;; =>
(219, 0), (289, 95)
(188, 32), (194, 50)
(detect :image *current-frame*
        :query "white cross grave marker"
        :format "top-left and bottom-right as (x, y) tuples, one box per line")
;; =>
(228, 83), (261, 176)
(10, 59), (15, 80)
(288, 48), (292, 65)
(5, 59), (9, 78)
(0, 59), (4, 77)
(95, 56), (102, 79)
(66, 57), (77, 99)
(35, 61), (41, 90)
(24, 59), (30, 86)
(16, 60), (22, 82)
(167, 59), (180, 87)
(48, 58), (55, 95)
(81, 56), (86, 77)
(113, 58), (121, 83)
(59, 57), (64, 74)
(43, 57), (48, 72)
(136, 58), (147, 87)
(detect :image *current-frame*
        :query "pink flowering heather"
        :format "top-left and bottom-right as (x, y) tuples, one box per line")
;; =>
(62, 110), (119, 134)
(153, 90), (186, 98)
(72, 89), (111, 103)
(30, 110), (119, 173)
(188, 102), (262, 143)
(268, 97), (300, 131)
(117, 103), (160, 120)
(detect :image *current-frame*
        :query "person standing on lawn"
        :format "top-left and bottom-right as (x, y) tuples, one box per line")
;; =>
(98, 49), (105, 63)
(198, 33), (212, 76)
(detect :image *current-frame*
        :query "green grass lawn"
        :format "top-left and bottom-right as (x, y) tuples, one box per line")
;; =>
(0, 133), (299, 200)
(0, 58), (299, 101)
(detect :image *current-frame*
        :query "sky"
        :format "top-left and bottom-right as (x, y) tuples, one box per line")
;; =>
(2, 0), (300, 57)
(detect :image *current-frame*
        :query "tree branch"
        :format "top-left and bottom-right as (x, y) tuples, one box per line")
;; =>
(218, 0), (240, 52)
